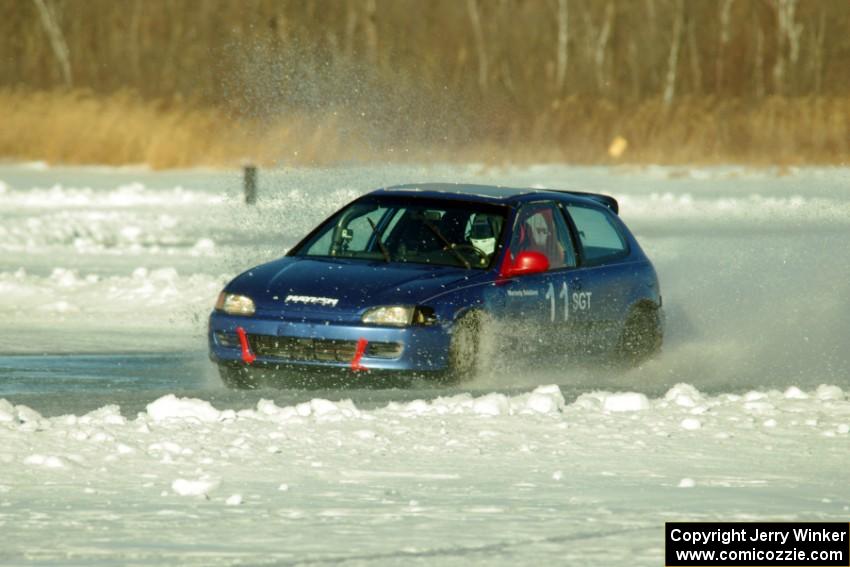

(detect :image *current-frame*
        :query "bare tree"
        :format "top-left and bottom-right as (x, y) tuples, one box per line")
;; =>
(662, 0), (685, 107)
(811, 6), (826, 95)
(755, 23), (766, 98)
(32, 0), (72, 87)
(364, 0), (378, 67)
(643, 0), (659, 91)
(687, 11), (702, 94)
(593, 2), (614, 95)
(772, 0), (803, 95)
(555, 0), (569, 94)
(466, 0), (488, 91)
(715, 0), (734, 93)
(628, 38), (641, 99)
(345, 2), (359, 59)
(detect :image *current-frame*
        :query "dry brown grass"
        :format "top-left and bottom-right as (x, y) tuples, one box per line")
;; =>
(1, 89), (848, 168)
(0, 89), (381, 168)
(507, 95), (850, 166)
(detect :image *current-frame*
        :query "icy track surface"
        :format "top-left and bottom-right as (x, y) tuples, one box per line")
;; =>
(2, 384), (849, 566)
(1, 163), (850, 564)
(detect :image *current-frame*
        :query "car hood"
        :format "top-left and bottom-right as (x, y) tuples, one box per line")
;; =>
(227, 257), (489, 316)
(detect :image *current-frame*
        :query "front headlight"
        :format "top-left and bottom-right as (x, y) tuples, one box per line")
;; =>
(361, 306), (415, 327)
(215, 292), (255, 316)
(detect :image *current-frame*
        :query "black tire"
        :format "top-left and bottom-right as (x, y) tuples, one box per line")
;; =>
(618, 305), (663, 365)
(447, 311), (483, 382)
(218, 364), (258, 389)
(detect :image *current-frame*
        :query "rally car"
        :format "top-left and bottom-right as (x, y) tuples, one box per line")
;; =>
(209, 183), (662, 388)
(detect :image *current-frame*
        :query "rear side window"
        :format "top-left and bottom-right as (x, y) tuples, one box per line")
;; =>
(565, 204), (628, 265)
(510, 203), (577, 270)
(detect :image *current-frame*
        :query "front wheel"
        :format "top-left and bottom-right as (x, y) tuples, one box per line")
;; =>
(218, 364), (258, 389)
(447, 311), (484, 382)
(617, 305), (663, 365)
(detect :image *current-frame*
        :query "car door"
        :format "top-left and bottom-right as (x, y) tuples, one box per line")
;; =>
(560, 202), (633, 353)
(498, 202), (579, 353)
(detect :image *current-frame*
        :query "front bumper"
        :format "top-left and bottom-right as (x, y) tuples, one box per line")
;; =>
(208, 311), (451, 373)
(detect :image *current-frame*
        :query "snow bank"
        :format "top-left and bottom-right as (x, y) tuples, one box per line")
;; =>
(1, 182), (225, 209)
(1, 382), (845, 435)
(1, 383), (848, 564)
(614, 192), (850, 224)
(0, 266), (225, 352)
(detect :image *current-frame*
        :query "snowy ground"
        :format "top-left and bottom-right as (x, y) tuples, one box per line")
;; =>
(0, 162), (849, 564)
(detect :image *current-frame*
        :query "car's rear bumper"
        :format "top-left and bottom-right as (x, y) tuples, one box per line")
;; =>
(208, 312), (451, 373)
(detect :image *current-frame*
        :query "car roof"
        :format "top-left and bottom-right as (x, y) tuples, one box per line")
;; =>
(370, 183), (618, 214)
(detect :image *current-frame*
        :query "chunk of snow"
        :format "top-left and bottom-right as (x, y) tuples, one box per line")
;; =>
(524, 385), (565, 414)
(38, 300), (80, 314)
(146, 395), (221, 423)
(664, 383), (702, 407)
(602, 392), (649, 412)
(171, 478), (219, 497)
(15, 405), (43, 423)
(148, 441), (183, 455)
(678, 478), (696, 488)
(256, 399), (281, 415)
(131, 267), (149, 280)
(743, 401), (774, 414)
(120, 226), (142, 242)
(783, 387), (808, 400)
(402, 399), (432, 414)
(472, 393), (508, 416)
(81, 405), (126, 425)
(49, 268), (79, 287)
(191, 238), (216, 255)
(310, 398), (341, 417)
(116, 443), (134, 455)
(24, 455), (65, 468)
(815, 385), (844, 401)
(225, 494), (243, 506)
(680, 418), (702, 430)
(150, 267), (179, 282)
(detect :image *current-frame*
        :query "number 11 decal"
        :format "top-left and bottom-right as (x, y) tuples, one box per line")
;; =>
(546, 282), (570, 322)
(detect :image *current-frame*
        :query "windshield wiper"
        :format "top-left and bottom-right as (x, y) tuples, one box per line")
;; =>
(367, 218), (391, 262)
(423, 220), (471, 269)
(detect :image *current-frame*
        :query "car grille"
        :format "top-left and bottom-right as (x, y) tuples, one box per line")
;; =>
(245, 334), (403, 362)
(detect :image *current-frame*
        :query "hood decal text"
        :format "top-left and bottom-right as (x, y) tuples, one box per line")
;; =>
(285, 295), (339, 307)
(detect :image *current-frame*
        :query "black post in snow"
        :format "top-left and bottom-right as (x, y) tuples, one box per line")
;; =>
(243, 164), (257, 205)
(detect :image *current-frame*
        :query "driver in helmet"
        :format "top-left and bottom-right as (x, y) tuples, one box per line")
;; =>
(468, 214), (500, 260)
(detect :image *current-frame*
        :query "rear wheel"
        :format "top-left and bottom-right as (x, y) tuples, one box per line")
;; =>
(218, 364), (258, 389)
(618, 305), (663, 365)
(447, 311), (483, 382)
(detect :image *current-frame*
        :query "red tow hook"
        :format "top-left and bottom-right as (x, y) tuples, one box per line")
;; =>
(235, 326), (256, 365)
(350, 338), (368, 372)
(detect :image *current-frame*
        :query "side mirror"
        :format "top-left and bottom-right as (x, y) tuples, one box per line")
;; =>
(500, 250), (550, 278)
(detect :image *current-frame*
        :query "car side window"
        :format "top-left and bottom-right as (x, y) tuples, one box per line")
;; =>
(510, 203), (577, 270)
(308, 206), (390, 256)
(344, 207), (390, 250)
(565, 204), (628, 264)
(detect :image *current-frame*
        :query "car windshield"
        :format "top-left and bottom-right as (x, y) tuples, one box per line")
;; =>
(294, 197), (507, 270)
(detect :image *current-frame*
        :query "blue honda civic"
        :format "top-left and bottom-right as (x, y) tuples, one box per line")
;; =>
(209, 183), (662, 388)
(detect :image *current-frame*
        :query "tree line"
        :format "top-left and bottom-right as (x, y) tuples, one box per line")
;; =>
(2, 0), (848, 110)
